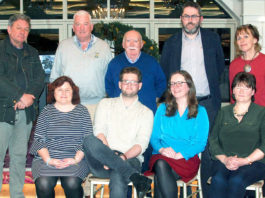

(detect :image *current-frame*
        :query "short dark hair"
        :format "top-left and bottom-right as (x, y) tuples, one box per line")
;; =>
(165, 70), (198, 118)
(8, 14), (31, 29)
(47, 76), (80, 104)
(231, 72), (256, 102)
(234, 24), (261, 57)
(181, 1), (202, 16)
(119, 67), (142, 82)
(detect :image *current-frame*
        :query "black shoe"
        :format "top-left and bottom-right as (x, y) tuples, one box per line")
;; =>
(130, 173), (152, 198)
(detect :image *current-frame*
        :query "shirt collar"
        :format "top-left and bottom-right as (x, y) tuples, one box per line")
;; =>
(120, 94), (139, 109)
(124, 51), (141, 64)
(182, 29), (201, 41)
(74, 34), (95, 52)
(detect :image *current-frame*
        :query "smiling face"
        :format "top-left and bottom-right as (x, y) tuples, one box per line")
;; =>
(233, 82), (255, 103)
(73, 13), (93, 42)
(170, 73), (189, 100)
(122, 30), (143, 60)
(119, 73), (142, 98)
(181, 6), (203, 35)
(54, 82), (73, 106)
(236, 29), (257, 54)
(8, 19), (30, 48)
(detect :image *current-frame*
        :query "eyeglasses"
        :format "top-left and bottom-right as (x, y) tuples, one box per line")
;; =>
(181, 15), (200, 20)
(169, 81), (187, 87)
(121, 80), (139, 86)
(234, 86), (252, 91)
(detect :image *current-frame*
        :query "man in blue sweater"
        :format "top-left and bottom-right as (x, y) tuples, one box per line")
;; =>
(105, 30), (166, 172)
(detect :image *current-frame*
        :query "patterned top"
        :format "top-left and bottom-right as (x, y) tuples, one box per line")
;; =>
(30, 104), (93, 180)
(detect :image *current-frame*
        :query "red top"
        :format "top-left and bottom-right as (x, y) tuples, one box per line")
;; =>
(229, 52), (265, 107)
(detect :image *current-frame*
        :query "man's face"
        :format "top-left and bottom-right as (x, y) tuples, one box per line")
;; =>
(119, 73), (142, 98)
(181, 6), (203, 35)
(73, 14), (93, 42)
(122, 31), (143, 58)
(7, 19), (30, 48)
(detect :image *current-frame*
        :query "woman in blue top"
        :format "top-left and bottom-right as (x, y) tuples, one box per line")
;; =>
(145, 70), (209, 198)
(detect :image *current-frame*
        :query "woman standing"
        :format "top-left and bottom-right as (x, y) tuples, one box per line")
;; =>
(30, 76), (92, 198)
(229, 24), (265, 106)
(209, 72), (265, 198)
(145, 70), (209, 198)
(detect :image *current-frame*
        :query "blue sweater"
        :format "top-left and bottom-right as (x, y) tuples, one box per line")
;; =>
(105, 52), (166, 114)
(151, 103), (209, 160)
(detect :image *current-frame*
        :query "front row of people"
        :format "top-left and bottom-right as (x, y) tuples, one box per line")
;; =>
(30, 67), (265, 198)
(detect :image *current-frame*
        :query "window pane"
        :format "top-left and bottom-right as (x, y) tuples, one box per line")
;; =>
(155, 0), (231, 19)
(68, 0), (107, 19)
(0, 0), (20, 20)
(111, 0), (149, 19)
(24, 0), (63, 19)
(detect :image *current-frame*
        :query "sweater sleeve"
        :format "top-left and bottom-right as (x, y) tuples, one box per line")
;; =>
(209, 109), (226, 159)
(30, 107), (49, 156)
(76, 106), (93, 152)
(50, 42), (63, 83)
(154, 61), (167, 98)
(105, 60), (116, 97)
(258, 109), (265, 153)
(180, 106), (209, 160)
(150, 104), (166, 153)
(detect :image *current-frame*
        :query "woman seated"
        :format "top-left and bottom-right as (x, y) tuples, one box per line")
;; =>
(30, 76), (92, 198)
(145, 70), (209, 198)
(209, 72), (265, 198)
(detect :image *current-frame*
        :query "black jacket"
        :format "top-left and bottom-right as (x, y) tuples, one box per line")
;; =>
(0, 37), (45, 124)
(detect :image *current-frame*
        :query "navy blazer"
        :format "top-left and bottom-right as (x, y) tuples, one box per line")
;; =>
(160, 28), (225, 109)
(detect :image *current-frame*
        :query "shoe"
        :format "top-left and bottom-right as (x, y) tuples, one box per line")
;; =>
(130, 174), (152, 198)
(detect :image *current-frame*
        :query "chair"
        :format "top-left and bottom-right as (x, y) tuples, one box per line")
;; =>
(88, 176), (137, 198)
(207, 177), (264, 198)
(146, 153), (202, 198)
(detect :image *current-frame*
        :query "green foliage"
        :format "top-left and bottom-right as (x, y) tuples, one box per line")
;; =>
(93, 21), (160, 60)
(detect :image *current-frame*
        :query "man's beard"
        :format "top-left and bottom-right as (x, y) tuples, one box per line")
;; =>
(121, 90), (138, 98)
(182, 21), (200, 35)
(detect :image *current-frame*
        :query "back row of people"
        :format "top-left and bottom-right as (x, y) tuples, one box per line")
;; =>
(0, 0), (265, 197)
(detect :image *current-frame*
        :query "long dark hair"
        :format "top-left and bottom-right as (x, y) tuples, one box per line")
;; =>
(165, 70), (198, 119)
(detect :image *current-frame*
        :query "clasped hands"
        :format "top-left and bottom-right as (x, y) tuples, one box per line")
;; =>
(159, 147), (183, 160)
(48, 158), (78, 169)
(223, 155), (248, 170)
(14, 94), (35, 110)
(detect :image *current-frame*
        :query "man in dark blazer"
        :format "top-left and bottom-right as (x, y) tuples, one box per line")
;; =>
(160, 2), (225, 197)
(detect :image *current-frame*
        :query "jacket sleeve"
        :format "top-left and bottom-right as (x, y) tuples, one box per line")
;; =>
(25, 49), (45, 98)
(215, 33), (225, 77)
(160, 40), (171, 80)
(209, 109), (226, 159)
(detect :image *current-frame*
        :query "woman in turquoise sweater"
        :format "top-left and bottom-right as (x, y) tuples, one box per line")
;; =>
(209, 72), (265, 198)
(145, 70), (209, 198)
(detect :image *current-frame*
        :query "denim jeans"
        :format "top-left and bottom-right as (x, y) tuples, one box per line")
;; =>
(209, 160), (265, 198)
(83, 135), (141, 198)
(0, 110), (32, 198)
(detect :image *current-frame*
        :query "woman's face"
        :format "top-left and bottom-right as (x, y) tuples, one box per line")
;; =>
(54, 82), (73, 105)
(233, 82), (254, 103)
(236, 29), (257, 54)
(170, 73), (189, 100)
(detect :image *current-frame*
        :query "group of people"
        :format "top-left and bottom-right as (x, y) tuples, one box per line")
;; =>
(0, 1), (265, 198)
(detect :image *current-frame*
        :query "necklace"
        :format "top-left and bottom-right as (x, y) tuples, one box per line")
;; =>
(233, 107), (248, 117)
(243, 51), (258, 73)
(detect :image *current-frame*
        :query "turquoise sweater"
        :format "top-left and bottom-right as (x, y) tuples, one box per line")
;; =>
(151, 103), (209, 160)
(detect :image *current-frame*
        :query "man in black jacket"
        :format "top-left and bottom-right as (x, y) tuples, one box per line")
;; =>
(160, 2), (225, 197)
(0, 14), (45, 197)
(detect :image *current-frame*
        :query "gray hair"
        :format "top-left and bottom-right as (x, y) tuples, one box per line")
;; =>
(73, 10), (92, 23)
(8, 14), (31, 29)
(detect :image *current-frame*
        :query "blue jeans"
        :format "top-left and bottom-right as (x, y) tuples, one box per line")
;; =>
(83, 135), (141, 198)
(0, 110), (32, 198)
(209, 160), (265, 198)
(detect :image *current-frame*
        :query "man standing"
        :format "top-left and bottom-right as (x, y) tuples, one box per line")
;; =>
(50, 10), (112, 121)
(83, 67), (153, 198)
(0, 14), (45, 197)
(105, 30), (166, 171)
(160, 2), (225, 197)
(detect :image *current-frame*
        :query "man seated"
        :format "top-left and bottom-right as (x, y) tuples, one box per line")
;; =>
(83, 66), (153, 198)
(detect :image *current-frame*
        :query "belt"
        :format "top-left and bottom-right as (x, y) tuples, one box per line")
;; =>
(197, 95), (211, 102)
